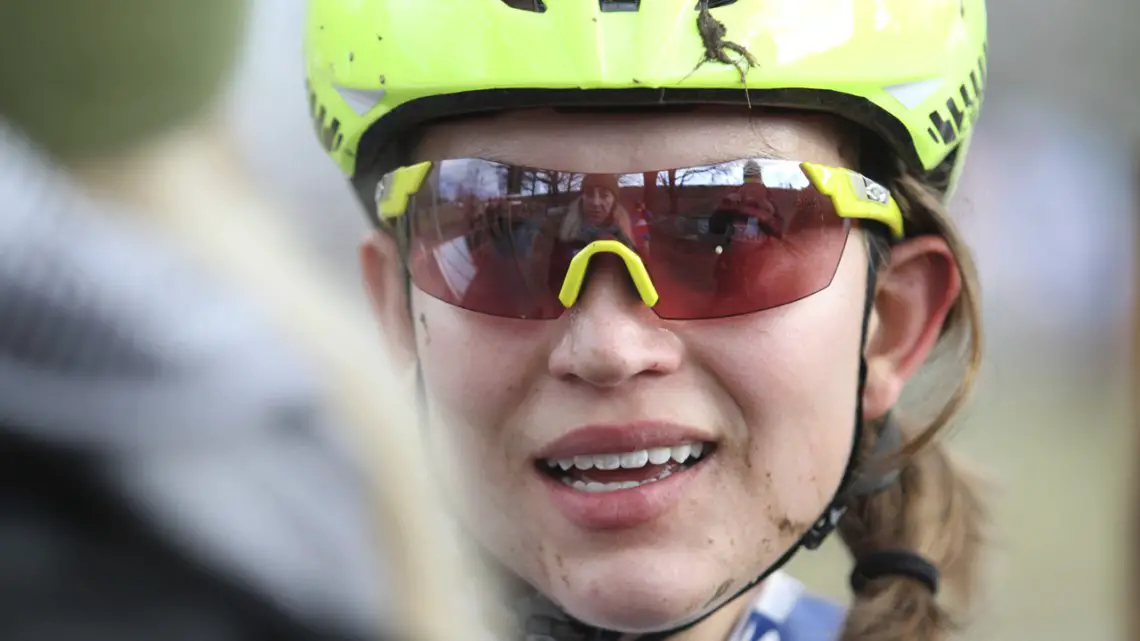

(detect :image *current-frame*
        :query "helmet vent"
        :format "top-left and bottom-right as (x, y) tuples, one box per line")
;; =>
(599, 0), (640, 10)
(500, 0), (546, 12)
(694, 0), (741, 8)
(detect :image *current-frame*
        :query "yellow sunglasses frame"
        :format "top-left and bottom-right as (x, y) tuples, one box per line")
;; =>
(377, 160), (904, 311)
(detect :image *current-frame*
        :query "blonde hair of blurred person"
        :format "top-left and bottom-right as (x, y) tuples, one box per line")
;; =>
(0, 2), (501, 640)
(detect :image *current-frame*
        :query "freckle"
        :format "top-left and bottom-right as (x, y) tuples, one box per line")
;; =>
(707, 537), (715, 545)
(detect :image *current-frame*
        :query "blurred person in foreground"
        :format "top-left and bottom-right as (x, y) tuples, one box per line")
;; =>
(0, 2), (498, 640)
(304, 1), (989, 640)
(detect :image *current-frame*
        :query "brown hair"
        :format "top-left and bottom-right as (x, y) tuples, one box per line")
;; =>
(836, 169), (988, 641)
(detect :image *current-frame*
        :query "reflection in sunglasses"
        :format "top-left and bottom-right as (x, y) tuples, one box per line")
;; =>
(397, 157), (890, 320)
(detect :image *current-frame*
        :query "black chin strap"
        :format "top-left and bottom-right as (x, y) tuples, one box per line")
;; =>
(404, 214), (885, 640)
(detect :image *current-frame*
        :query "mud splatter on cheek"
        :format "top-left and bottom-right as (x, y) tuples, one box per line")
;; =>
(554, 553), (571, 587)
(777, 517), (796, 536)
(739, 426), (758, 471)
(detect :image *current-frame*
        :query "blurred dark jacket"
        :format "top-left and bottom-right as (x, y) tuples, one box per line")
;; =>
(0, 125), (393, 641)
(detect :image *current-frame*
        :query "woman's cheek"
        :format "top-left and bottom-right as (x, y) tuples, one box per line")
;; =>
(416, 298), (528, 414)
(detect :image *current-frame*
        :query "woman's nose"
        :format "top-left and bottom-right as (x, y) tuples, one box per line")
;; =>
(547, 258), (682, 388)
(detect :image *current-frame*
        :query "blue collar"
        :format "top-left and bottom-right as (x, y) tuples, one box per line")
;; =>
(727, 573), (844, 641)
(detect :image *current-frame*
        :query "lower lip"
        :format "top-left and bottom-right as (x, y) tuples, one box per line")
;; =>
(536, 458), (709, 531)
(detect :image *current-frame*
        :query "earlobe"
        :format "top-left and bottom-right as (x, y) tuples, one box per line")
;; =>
(360, 230), (417, 368)
(861, 236), (962, 419)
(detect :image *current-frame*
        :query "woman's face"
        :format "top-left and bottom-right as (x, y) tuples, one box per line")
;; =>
(582, 186), (616, 224)
(369, 107), (875, 632)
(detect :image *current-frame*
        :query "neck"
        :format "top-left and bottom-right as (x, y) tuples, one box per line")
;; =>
(651, 581), (764, 641)
(509, 579), (766, 641)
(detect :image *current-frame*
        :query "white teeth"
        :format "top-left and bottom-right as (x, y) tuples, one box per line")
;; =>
(670, 444), (692, 463)
(620, 450), (649, 469)
(595, 454), (621, 470)
(545, 442), (710, 474)
(564, 468), (680, 492)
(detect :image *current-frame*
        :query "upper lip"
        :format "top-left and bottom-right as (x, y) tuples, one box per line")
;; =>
(534, 422), (715, 461)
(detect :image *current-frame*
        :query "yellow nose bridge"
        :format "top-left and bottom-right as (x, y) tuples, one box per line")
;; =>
(557, 240), (660, 309)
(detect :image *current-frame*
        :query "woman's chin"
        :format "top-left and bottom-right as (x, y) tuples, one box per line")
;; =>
(543, 564), (720, 634)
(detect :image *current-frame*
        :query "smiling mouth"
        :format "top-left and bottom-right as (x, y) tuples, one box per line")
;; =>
(536, 442), (716, 493)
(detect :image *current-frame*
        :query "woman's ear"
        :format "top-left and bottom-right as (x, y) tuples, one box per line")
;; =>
(861, 235), (962, 419)
(360, 230), (417, 368)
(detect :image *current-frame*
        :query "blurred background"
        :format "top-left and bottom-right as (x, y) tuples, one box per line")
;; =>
(222, 1), (1134, 639)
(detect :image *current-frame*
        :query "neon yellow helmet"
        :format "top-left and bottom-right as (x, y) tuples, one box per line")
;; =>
(305, 0), (985, 202)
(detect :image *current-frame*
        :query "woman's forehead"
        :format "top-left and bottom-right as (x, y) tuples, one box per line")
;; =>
(413, 107), (858, 173)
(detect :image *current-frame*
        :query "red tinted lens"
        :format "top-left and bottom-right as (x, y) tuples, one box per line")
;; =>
(642, 170), (851, 319)
(403, 159), (851, 320)
(406, 161), (578, 319)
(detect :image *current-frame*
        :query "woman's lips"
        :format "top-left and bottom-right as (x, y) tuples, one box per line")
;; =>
(533, 422), (715, 461)
(536, 454), (711, 530)
(533, 422), (715, 530)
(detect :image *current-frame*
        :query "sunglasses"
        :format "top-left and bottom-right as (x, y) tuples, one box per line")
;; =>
(377, 157), (903, 321)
